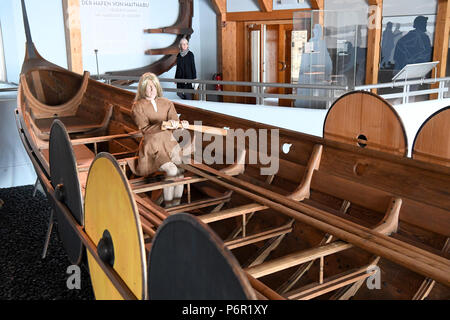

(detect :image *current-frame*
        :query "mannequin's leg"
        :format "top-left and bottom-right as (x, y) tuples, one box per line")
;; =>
(159, 162), (179, 208)
(172, 168), (185, 206)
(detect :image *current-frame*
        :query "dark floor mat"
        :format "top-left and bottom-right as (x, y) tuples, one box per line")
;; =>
(0, 185), (94, 300)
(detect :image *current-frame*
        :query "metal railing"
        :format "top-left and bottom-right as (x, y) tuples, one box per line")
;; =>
(3, 74), (449, 106)
(0, 81), (18, 93)
(355, 77), (450, 104)
(97, 74), (348, 107)
(98, 74), (450, 106)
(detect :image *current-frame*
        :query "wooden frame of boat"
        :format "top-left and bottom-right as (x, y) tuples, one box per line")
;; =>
(15, 0), (449, 300)
(105, 0), (194, 79)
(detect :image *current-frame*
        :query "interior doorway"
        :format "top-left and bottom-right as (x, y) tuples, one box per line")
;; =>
(249, 24), (263, 87)
(247, 22), (293, 106)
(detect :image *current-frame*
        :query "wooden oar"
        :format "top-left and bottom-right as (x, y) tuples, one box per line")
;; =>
(161, 120), (228, 136)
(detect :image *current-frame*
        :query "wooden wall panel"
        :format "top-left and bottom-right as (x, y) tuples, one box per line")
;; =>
(235, 22), (248, 103)
(265, 25), (279, 91)
(431, 0), (450, 97)
(221, 21), (237, 103)
(365, 0), (383, 89)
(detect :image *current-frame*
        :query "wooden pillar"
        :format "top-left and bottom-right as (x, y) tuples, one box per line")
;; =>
(212, 0), (227, 101)
(62, 0), (83, 74)
(211, 0), (226, 16)
(211, 0), (226, 72)
(221, 20), (237, 102)
(212, 0), (238, 102)
(366, 0), (383, 90)
(431, 0), (450, 97)
(258, 0), (273, 12)
(310, 0), (324, 26)
(310, 0), (324, 7)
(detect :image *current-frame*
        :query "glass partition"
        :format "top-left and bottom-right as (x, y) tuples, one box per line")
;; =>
(378, 14), (436, 102)
(0, 21), (6, 82)
(292, 10), (367, 108)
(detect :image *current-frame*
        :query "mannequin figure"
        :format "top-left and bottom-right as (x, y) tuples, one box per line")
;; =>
(129, 72), (191, 208)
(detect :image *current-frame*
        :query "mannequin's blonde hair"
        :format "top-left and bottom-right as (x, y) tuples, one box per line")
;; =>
(135, 72), (163, 101)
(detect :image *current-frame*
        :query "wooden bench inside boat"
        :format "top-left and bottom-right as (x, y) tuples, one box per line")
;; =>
(178, 162), (412, 299)
(263, 135), (450, 240)
(34, 114), (108, 135)
(42, 144), (96, 189)
(28, 104), (113, 139)
(42, 144), (95, 169)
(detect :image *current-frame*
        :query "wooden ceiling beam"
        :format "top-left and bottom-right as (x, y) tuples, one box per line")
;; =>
(310, 0), (324, 10)
(226, 9), (310, 22)
(309, 0), (324, 26)
(211, 0), (227, 16)
(258, 0), (273, 12)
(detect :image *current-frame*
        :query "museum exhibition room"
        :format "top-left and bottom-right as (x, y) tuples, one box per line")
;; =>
(0, 0), (449, 303)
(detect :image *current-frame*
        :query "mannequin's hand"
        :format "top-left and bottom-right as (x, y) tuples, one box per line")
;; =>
(169, 120), (179, 129)
(181, 120), (189, 129)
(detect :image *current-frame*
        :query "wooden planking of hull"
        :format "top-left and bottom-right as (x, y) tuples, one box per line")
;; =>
(15, 0), (450, 300)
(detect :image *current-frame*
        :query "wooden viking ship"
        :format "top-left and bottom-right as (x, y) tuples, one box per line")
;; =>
(15, 1), (449, 300)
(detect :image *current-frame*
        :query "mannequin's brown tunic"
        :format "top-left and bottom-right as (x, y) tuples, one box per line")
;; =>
(131, 97), (180, 177)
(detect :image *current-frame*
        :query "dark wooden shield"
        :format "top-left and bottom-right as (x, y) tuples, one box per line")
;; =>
(49, 119), (84, 265)
(148, 213), (256, 300)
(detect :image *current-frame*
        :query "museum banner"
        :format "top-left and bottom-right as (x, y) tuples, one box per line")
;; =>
(79, 0), (151, 54)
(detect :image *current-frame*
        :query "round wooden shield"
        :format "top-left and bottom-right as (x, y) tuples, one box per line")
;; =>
(84, 152), (147, 300)
(412, 106), (450, 167)
(148, 213), (256, 300)
(323, 91), (408, 157)
(49, 119), (84, 265)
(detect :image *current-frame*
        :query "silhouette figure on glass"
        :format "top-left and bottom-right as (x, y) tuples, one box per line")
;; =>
(381, 22), (395, 68)
(341, 31), (366, 87)
(341, 27), (367, 86)
(295, 24), (332, 109)
(393, 16), (432, 72)
(391, 23), (403, 64)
